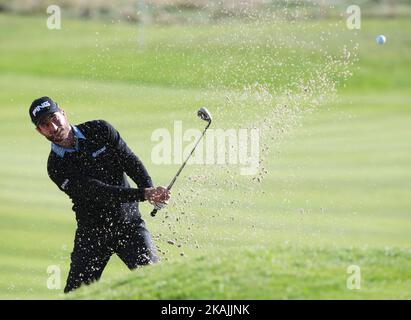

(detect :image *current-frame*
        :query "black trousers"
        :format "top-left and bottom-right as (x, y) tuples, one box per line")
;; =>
(64, 216), (158, 293)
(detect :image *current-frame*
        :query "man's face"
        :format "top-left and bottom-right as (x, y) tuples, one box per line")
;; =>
(36, 110), (71, 144)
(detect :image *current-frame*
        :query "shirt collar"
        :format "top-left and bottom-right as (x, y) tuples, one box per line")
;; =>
(51, 125), (86, 158)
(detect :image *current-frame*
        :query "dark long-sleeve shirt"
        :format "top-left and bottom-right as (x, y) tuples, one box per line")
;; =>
(47, 120), (153, 225)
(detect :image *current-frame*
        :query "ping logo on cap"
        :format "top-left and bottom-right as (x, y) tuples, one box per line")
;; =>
(32, 101), (51, 117)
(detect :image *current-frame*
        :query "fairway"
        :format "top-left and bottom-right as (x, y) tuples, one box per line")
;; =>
(0, 12), (410, 299)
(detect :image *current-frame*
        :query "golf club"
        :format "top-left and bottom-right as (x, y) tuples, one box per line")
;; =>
(150, 107), (212, 217)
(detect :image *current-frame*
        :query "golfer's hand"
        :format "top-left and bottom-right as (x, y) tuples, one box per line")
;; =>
(144, 186), (171, 204)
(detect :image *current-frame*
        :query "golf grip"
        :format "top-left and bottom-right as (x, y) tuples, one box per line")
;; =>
(150, 122), (210, 217)
(150, 188), (170, 217)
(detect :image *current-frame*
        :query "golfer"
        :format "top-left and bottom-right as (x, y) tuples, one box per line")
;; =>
(29, 96), (170, 293)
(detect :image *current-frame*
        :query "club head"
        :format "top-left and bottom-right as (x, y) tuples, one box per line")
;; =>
(197, 107), (212, 123)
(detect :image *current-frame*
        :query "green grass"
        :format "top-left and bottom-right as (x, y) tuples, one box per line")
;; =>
(1, 15), (410, 91)
(71, 246), (411, 299)
(0, 13), (410, 299)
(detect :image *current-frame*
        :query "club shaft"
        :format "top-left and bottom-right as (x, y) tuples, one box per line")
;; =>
(167, 121), (210, 190)
(151, 121), (211, 217)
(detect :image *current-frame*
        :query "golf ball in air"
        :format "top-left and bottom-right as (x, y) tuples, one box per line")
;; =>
(376, 35), (386, 45)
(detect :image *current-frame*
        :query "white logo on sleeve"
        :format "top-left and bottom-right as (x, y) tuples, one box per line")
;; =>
(61, 179), (69, 190)
(92, 146), (107, 158)
(32, 101), (51, 116)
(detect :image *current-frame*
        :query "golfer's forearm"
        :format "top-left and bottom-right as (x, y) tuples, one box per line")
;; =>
(119, 144), (153, 188)
(71, 178), (146, 202)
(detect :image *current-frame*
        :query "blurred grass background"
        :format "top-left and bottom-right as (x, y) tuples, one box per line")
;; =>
(2, 0), (411, 23)
(0, 0), (410, 299)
